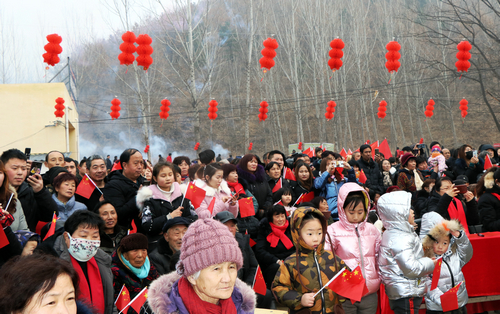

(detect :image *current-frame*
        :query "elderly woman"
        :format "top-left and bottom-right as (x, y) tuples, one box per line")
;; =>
(255, 204), (295, 289)
(0, 254), (92, 314)
(149, 218), (256, 314)
(397, 153), (425, 199)
(112, 233), (159, 311)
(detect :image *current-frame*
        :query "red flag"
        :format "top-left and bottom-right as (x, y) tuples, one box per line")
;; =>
(304, 147), (314, 158)
(111, 161), (122, 172)
(130, 287), (148, 313)
(328, 266), (369, 303)
(440, 282), (462, 312)
(238, 197), (255, 218)
(378, 138), (393, 158)
(370, 141), (379, 158)
(302, 191), (315, 203)
(207, 197), (216, 215)
(115, 285), (131, 314)
(245, 230), (256, 247)
(358, 170), (367, 184)
(340, 148), (347, 159)
(36, 221), (49, 235)
(185, 182), (206, 209)
(347, 149), (352, 155)
(0, 226), (9, 249)
(43, 212), (57, 241)
(419, 138), (424, 144)
(76, 174), (96, 199)
(431, 257), (443, 290)
(128, 220), (137, 235)
(484, 154), (493, 170)
(272, 178), (283, 193)
(253, 265), (267, 295)
(284, 167), (296, 181)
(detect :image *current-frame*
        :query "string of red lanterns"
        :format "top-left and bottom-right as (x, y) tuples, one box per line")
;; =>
(377, 100), (387, 119)
(54, 97), (65, 118)
(328, 38), (344, 73)
(459, 98), (468, 119)
(136, 34), (153, 70)
(43, 34), (63, 67)
(208, 99), (218, 120)
(456, 40), (471, 77)
(425, 99), (435, 119)
(194, 142), (200, 151)
(325, 100), (336, 121)
(258, 101), (269, 122)
(118, 31), (136, 66)
(259, 38), (279, 78)
(110, 98), (121, 120)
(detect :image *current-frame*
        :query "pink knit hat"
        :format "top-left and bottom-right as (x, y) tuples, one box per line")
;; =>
(178, 218), (243, 277)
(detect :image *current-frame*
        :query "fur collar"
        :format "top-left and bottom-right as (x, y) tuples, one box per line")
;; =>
(200, 179), (232, 197)
(236, 164), (266, 184)
(136, 183), (183, 209)
(422, 219), (463, 258)
(484, 171), (495, 189)
(148, 272), (256, 314)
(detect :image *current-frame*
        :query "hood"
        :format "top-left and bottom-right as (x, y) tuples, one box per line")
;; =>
(421, 219), (463, 258)
(419, 212), (444, 240)
(290, 206), (327, 253)
(377, 191), (414, 233)
(337, 183), (371, 230)
(236, 164), (267, 184)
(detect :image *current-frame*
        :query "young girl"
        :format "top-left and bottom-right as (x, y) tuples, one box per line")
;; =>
(325, 183), (381, 314)
(137, 162), (194, 246)
(272, 206), (345, 314)
(273, 187), (296, 216)
(197, 163), (238, 219)
(290, 161), (315, 203)
(421, 214), (472, 314)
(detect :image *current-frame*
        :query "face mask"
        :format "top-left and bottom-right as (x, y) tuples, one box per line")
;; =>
(67, 233), (100, 262)
(465, 151), (473, 160)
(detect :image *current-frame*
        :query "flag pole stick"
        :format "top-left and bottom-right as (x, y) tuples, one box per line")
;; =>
(121, 286), (148, 313)
(313, 267), (346, 298)
(292, 193), (304, 207)
(4, 193), (14, 212)
(85, 173), (103, 195)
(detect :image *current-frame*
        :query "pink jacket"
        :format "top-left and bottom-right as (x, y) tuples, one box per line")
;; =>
(325, 183), (381, 295)
(195, 180), (239, 219)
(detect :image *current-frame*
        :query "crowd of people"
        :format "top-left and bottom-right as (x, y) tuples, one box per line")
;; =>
(0, 140), (498, 314)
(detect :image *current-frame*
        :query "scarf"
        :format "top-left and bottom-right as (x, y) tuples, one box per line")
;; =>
(120, 253), (151, 279)
(70, 256), (105, 314)
(382, 171), (392, 187)
(414, 170), (424, 191)
(227, 181), (245, 196)
(448, 198), (470, 235)
(267, 221), (294, 249)
(178, 276), (237, 314)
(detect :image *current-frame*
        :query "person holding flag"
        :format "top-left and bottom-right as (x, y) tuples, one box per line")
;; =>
(421, 214), (473, 314)
(272, 206), (346, 314)
(75, 155), (108, 214)
(290, 161), (317, 205)
(51, 173), (87, 221)
(266, 161), (290, 194)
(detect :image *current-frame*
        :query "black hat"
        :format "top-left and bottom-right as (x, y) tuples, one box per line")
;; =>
(456, 175), (469, 183)
(214, 211), (237, 224)
(162, 217), (192, 233)
(120, 233), (148, 253)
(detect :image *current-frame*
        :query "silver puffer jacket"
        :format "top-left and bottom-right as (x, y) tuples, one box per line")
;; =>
(377, 191), (435, 300)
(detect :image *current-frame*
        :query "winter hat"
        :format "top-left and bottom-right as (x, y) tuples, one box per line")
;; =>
(120, 233), (148, 253)
(422, 219), (463, 257)
(42, 166), (69, 185)
(14, 230), (40, 247)
(400, 152), (416, 168)
(178, 218), (243, 277)
(431, 145), (442, 158)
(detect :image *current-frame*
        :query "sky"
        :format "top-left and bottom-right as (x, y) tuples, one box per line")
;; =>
(0, 0), (167, 83)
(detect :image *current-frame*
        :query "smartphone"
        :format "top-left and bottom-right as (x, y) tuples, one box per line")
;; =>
(473, 150), (478, 157)
(30, 161), (43, 176)
(375, 149), (379, 155)
(24, 148), (31, 160)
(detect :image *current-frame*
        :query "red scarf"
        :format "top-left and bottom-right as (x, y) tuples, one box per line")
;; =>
(448, 198), (470, 235)
(267, 221), (294, 249)
(227, 181), (244, 195)
(178, 276), (237, 314)
(70, 256), (105, 314)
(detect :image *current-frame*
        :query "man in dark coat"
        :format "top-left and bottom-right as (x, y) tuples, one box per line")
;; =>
(357, 144), (384, 193)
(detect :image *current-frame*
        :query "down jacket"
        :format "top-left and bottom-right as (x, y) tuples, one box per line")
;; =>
(420, 214), (473, 311)
(195, 179), (239, 219)
(148, 272), (256, 314)
(357, 157), (384, 193)
(477, 173), (500, 231)
(325, 183), (381, 295)
(314, 169), (357, 217)
(377, 191), (435, 300)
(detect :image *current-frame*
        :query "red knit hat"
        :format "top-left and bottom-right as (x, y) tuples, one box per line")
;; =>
(178, 218), (243, 277)
(400, 152), (416, 168)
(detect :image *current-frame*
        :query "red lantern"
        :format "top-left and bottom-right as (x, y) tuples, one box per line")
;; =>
(325, 100), (336, 120)
(43, 34), (63, 67)
(194, 142), (200, 151)
(298, 142), (303, 150)
(258, 101), (269, 122)
(159, 99), (170, 120)
(248, 142), (253, 151)
(54, 97), (65, 118)
(425, 99), (435, 118)
(208, 99), (218, 120)
(377, 100), (387, 119)
(259, 38), (279, 74)
(385, 40), (401, 84)
(455, 40), (471, 76)
(459, 98), (468, 118)
(136, 34), (153, 70)
(118, 31), (136, 66)
(328, 38), (344, 72)
(144, 145), (150, 153)
(110, 98), (121, 120)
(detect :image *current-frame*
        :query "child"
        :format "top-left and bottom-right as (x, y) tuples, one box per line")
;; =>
(421, 214), (473, 314)
(377, 190), (436, 314)
(325, 183), (381, 314)
(272, 206), (345, 314)
(273, 187), (297, 216)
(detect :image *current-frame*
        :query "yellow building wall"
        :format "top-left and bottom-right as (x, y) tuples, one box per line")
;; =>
(0, 83), (79, 160)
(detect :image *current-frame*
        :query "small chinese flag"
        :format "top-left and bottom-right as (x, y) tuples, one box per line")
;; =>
(128, 220), (137, 235)
(0, 226), (9, 249)
(111, 161), (122, 172)
(302, 191), (315, 203)
(284, 167), (296, 181)
(484, 154), (493, 170)
(347, 149), (352, 155)
(253, 265), (267, 295)
(340, 148), (347, 159)
(431, 257), (443, 290)
(245, 230), (256, 247)
(43, 212), (57, 241)
(358, 170), (367, 184)
(36, 221), (49, 235)
(274, 200), (284, 206)
(185, 182), (206, 209)
(304, 147), (314, 158)
(440, 282), (462, 312)
(370, 141), (379, 158)
(328, 266), (369, 303)
(238, 197), (255, 218)
(76, 174), (96, 199)
(379, 138), (393, 158)
(130, 287), (148, 313)
(115, 285), (131, 313)
(207, 197), (216, 215)
(272, 178), (283, 193)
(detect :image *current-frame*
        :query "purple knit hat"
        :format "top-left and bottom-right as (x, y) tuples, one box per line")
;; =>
(178, 218), (243, 277)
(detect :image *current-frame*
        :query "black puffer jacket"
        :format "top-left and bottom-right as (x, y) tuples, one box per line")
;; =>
(255, 217), (295, 272)
(289, 180), (316, 205)
(102, 170), (144, 230)
(453, 158), (484, 184)
(17, 181), (58, 232)
(423, 190), (480, 225)
(267, 174), (291, 194)
(235, 232), (258, 286)
(237, 164), (273, 211)
(148, 237), (175, 275)
(414, 189), (431, 219)
(478, 184), (500, 231)
(357, 157), (384, 193)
